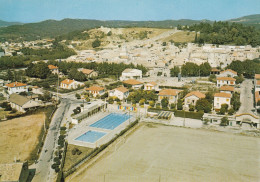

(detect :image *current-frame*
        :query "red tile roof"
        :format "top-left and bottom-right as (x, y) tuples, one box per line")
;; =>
(255, 74), (260, 80)
(220, 85), (235, 92)
(220, 69), (237, 75)
(255, 91), (260, 103)
(214, 92), (231, 98)
(184, 91), (206, 99)
(115, 87), (129, 93)
(256, 80), (260, 86)
(211, 68), (220, 72)
(86, 86), (104, 92)
(146, 81), (157, 86)
(159, 89), (182, 96)
(81, 69), (94, 75)
(48, 65), (58, 70)
(6, 82), (27, 88)
(217, 77), (236, 81)
(61, 79), (74, 85)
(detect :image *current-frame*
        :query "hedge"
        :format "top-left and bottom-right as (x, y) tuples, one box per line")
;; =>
(174, 110), (203, 120)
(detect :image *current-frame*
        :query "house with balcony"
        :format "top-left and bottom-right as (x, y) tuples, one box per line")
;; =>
(219, 69), (237, 77)
(158, 89), (182, 104)
(78, 68), (98, 78)
(144, 82), (159, 91)
(48, 65), (59, 74)
(123, 79), (143, 89)
(220, 85), (235, 95)
(85, 86), (105, 97)
(5, 82), (28, 95)
(109, 87), (129, 100)
(60, 79), (84, 89)
(184, 91), (206, 110)
(216, 77), (236, 87)
(214, 92), (231, 110)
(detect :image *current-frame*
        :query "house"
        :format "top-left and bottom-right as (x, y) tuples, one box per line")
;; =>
(216, 77), (236, 87)
(78, 68), (98, 78)
(255, 91), (260, 105)
(9, 93), (39, 113)
(32, 86), (44, 95)
(123, 79), (143, 89)
(120, 69), (142, 81)
(48, 65), (59, 74)
(214, 92), (231, 110)
(5, 82), (28, 94)
(184, 91), (206, 109)
(0, 162), (29, 182)
(86, 86), (105, 97)
(158, 89), (182, 104)
(220, 85), (235, 95)
(254, 74), (260, 92)
(60, 79), (84, 89)
(109, 87), (129, 100)
(144, 82), (159, 91)
(219, 69), (237, 77)
(210, 68), (220, 75)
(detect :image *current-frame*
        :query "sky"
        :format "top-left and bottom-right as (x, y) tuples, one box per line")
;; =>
(0, 0), (260, 23)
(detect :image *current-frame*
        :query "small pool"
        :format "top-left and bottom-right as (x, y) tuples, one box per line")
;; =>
(90, 113), (131, 130)
(75, 130), (107, 143)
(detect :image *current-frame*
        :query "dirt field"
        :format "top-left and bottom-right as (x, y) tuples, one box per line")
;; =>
(0, 113), (45, 163)
(67, 123), (260, 182)
(161, 31), (196, 43)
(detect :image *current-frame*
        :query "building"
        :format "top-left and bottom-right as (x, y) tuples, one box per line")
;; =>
(184, 91), (206, 109)
(210, 68), (220, 75)
(158, 89), (182, 104)
(9, 93), (39, 113)
(219, 69), (237, 77)
(60, 79), (84, 89)
(5, 82), (28, 95)
(254, 74), (260, 92)
(109, 87), (129, 100)
(78, 68), (98, 78)
(144, 82), (159, 91)
(214, 92), (231, 110)
(120, 69), (142, 81)
(220, 85), (235, 94)
(48, 65), (59, 74)
(85, 86), (105, 97)
(0, 162), (29, 182)
(217, 77), (236, 87)
(123, 79), (143, 89)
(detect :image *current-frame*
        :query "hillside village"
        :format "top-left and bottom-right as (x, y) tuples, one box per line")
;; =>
(0, 25), (260, 182)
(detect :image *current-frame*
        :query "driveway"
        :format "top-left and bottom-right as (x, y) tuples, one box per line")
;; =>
(238, 79), (255, 114)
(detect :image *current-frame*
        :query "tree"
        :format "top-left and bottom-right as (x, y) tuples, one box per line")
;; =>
(177, 99), (183, 110)
(195, 98), (212, 113)
(219, 104), (229, 115)
(220, 117), (229, 126)
(189, 104), (195, 111)
(6, 69), (14, 81)
(231, 92), (241, 111)
(162, 42), (167, 46)
(149, 100), (155, 107)
(107, 31), (112, 36)
(170, 66), (180, 77)
(228, 108), (235, 115)
(199, 62), (211, 76)
(26, 62), (51, 79)
(73, 107), (81, 115)
(75, 93), (81, 99)
(161, 98), (169, 109)
(208, 74), (216, 83)
(181, 62), (200, 77)
(92, 39), (101, 48)
(234, 75), (244, 84)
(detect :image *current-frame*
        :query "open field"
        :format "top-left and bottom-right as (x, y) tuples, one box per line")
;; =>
(161, 31), (196, 43)
(67, 123), (260, 182)
(0, 113), (45, 163)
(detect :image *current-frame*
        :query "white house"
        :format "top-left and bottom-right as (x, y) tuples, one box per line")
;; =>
(255, 74), (260, 92)
(144, 82), (159, 91)
(123, 79), (143, 89)
(5, 82), (28, 94)
(219, 69), (237, 77)
(158, 89), (182, 104)
(220, 85), (235, 95)
(85, 86), (105, 97)
(120, 69), (142, 81)
(217, 77), (236, 87)
(109, 87), (129, 100)
(9, 93), (39, 113)
(214, 92), (231, 110)
(184, 91), (205, 109)
(78, 68), (98, 78)
(48, 65), (59, 74)
(60, 79), (84, 89)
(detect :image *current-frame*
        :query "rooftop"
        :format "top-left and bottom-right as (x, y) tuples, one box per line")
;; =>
(81, 69), (94, 75)
(86, 86), (105, 92)
(220, 85), (235, 92)
(217, 77), (236, 81)
(146, 81), (157, 86)
(220, 69), (237, 75)
(61, 79), (74, 85)
(122, 68), (142, 73)
(159, 89), (182, 96)
(214, 92), (232, 98)
(115, 86), (129, 93)
(123, 79), (143, 85)
(6, 82), (27, 88)
(48, 65), (58, 70)
(184, 91), (206, 99)
(255, 74), (260, 80)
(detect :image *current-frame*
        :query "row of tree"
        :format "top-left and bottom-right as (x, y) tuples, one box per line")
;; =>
(170, 62), (211, 77)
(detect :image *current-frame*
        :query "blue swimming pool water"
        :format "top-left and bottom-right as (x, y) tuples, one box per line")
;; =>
(75, 130), (107, 143)
(90, 113), (131, 130)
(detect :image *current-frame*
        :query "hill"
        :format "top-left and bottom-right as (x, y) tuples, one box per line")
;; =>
(0, 20), (22, 27)
(228, 14), (260, 28)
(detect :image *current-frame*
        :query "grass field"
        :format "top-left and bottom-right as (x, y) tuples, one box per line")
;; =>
(67, 123), (260, 182)
(161, 31), (196, 43)
(0, 113), (45, 163)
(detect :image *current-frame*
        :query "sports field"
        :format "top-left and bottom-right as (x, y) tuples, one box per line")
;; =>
(67, 123), (260, 182)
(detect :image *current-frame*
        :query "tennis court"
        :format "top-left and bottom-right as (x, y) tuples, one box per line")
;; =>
(90, 113), (131, 130)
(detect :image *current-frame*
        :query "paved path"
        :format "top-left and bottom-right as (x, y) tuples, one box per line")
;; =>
(238, 79), (255, 114)
(32, 98), (71, 182)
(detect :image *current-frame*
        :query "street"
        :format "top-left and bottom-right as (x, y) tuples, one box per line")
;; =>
(238, 79), (255, 114)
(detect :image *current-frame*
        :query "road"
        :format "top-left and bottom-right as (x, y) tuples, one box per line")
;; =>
(32, 98), (71, 182)
(238, 79), (255, 114)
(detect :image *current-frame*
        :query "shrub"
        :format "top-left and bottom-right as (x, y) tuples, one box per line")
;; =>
(177, 99), (183, 110)
(55, 167), (60, 173)
(228, 108), (235, 115)
(51, 164), (58, 169)
(189, 104), (195, 112)
(60, 126), (66, 131)
(220, 117), (229, 126)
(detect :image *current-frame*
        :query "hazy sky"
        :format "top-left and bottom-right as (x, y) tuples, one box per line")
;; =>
(0, 0), (259, 23)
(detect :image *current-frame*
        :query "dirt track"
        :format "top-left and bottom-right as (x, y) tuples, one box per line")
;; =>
(67, 123), (260, 182)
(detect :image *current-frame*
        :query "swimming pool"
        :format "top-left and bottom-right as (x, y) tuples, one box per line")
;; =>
(75, 130), (107, 143)
(90, 113), (131, 130)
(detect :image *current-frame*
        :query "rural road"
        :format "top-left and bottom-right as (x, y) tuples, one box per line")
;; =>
(32, 98), (71, 182)
(238, 79), (255, 114)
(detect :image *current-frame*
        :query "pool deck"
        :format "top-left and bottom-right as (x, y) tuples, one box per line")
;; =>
(68, 111), (135, 148)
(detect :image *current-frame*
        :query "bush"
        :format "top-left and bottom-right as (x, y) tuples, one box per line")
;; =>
(75, 93), (81, 99)
(189, 104), (195, 112)
(92, 39), (101, 48)
(51, 164), (58, 169)
(177, 99), (183, 110)
(228, 108), (235, 115)
(55, 167), (60, 173)
(60, 126), (66, 131)
(174, 110), (203, 119)
(220, 117), (229, 126)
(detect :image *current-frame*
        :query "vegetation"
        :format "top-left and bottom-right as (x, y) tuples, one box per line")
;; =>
(220, 117), (229, 126)
(170, 66), (180, 77)
(127, 90), (157, 104)
(195, 98), (212, 113)
(181, 62), (211, 77)
(181, 21), (260, 46)
(26, 62), (51, 79)
(231, 92), (241, 111)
